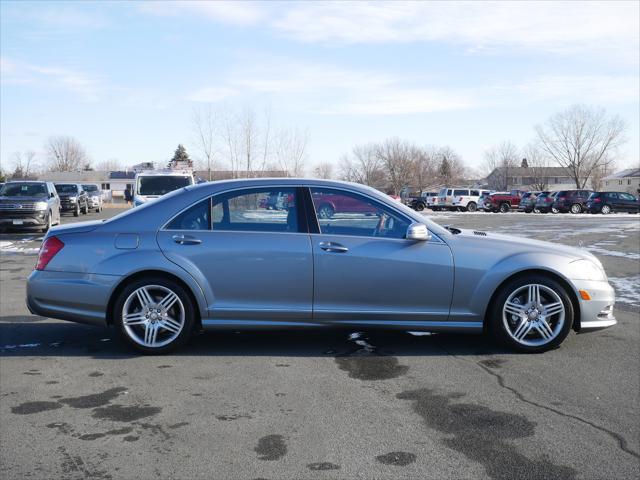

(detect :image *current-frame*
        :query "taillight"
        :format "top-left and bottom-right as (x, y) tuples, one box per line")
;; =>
(594, 197), (601, 203)
(36, 236), (64, 271)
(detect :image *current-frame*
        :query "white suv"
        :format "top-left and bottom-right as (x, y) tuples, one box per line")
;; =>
(450, 188), (491, 212)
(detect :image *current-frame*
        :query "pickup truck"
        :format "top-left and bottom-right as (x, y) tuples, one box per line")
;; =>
(483, 190), (527, 213)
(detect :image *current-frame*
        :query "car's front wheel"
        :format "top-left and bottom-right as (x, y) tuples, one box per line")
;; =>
(114, 277), (196, 354)
(41, 211), (52, 233)
(466, 202), (477, 212)
(499, 203), (510, 213)
(490, 276), (573, 353)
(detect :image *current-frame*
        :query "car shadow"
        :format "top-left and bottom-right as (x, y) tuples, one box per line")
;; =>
(0, 319), (512, 358)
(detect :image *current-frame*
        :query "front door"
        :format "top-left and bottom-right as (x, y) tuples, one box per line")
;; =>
(157, 186), (313, 322)
(307, 187), (454, 324)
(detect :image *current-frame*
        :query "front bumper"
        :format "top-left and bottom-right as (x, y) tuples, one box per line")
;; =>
(0, 212), (48, 227)
(26, 270), (120, 327)
(573, 279), (617, 332)
(88, 197), (101, 208)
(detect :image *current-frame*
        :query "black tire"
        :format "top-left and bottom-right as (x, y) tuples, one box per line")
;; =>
(41, 212), (52, 233)
(317, 204), (335, 219)
(499, 203), (510, 213)
(113, 276), (196, 354)
(432, 207), (440, 211)
(551, 206), (559, 214)
(466, 202), (477, 212)
(415, 203), (425, 212)
(489, 275), (574, 353)
(74, 204), (80, 217)
(81, 202), (88, 214)
(570, 203), (582, 214)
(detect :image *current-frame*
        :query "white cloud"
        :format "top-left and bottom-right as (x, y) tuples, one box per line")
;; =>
(139, 0), (265, 26)
(272, 1), (638, 62)
(1, 57), (103, 102)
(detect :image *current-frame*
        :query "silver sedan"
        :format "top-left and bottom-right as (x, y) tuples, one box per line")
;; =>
(26, 179), (616, 354)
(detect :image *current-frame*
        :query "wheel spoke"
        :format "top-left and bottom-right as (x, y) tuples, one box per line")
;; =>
(504, 301), (526, 317)
(512, 319), (531, 340)
(159, 291), (179, 311)
(544, 301), (564, 317)
(123, 312), (146, 325)
(528, 285), (541, 305)
(136, 287), (154, 309)
(161, 317), (182, 334)
(538, 318), (555, 339)
(144, 324), (158, 346)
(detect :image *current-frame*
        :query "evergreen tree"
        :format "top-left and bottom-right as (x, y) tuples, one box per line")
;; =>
(438, 156), (451, 184)
(168, 144), (193, 168)
(521, 157), (529, 168)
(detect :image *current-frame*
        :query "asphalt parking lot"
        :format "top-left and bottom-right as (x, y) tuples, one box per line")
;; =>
(1, 208), (638, 480)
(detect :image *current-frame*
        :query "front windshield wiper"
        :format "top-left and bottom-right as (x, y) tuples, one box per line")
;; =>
(444, 225), (462, 234)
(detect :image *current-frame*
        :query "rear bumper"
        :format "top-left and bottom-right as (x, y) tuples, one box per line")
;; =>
(573, 279), (617, 332)
(26, 270), (120, 327)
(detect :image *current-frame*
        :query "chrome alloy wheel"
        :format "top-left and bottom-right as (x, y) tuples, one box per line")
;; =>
(502, 284), (565, 347)
(122, 285), (185, 348)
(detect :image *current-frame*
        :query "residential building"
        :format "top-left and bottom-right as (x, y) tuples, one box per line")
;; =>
(485, 166), (583, 191)
(603, 168), (640, 195)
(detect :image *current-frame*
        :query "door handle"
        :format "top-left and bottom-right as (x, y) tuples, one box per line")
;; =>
(319, 241), (348, 253)
(172, 234), (202, 245)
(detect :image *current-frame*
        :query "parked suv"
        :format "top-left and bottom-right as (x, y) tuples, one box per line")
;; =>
(409, 191), (438, 212)
(55, 183), (89, 217)
(0, 181), (61, 232)
(553, 190), (594, 214)
(535, 191), (559, 213)
(586, 191), (639, 214)
(82, 184), (103, 213)
(450, 188), (491, 212)
(518, 191), (544, 213)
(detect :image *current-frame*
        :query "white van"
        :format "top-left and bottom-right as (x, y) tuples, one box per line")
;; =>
(132, 170), (194, 207)
(450, 188), (492, 212)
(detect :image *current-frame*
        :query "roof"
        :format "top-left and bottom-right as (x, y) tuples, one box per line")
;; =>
(37, 171), (111, 182)
(604, 168), (640, 180)
(488, 166), (572, 176)
(109, 171), (136, 179)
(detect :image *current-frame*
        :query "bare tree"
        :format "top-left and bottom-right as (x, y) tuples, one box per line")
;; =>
(483, 141), (519, 190)
(521, 143), (550, 191)
(274, 127), (308, 177)
(376, 138), (417, 195)
(413, 145), (438, 194)
(339, 143), (386, 188)
(192, 105), (219, 180)
(535, 105), (626, 188)
(312, 162), (334, 179)
(437, 146), (466, 186)
(46, 136), (89, 172)
(10, 150), (38, 179)
(589, 161), (616, 191)
(95, 158), (122, 172)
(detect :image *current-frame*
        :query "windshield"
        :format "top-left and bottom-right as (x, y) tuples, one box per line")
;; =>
(138, 176), (192, 196)
(55, 184), (79, 194)
(83, 185), (99, 192)
(0, 183), (46, 197)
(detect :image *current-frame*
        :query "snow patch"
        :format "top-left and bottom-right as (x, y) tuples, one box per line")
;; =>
(609, 276), (640, 307)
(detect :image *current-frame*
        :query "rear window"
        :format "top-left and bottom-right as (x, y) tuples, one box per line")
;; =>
(0, 183), (46, 197)
(55, 184), (79, 194)
(138, 176), (192, 196)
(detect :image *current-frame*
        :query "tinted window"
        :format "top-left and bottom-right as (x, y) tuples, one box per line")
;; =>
(470, 190), (479, 196)
(310, 187), (410, 240)
(620, 193), (636, 201)
(212, 188), (299, 233)
(83, 184), (99, 192)
(453, 189), (468, 196)
(1, 183), (47, 196)
(167, 199), (210, 230)
(606, 193), (619, 199)
(438, 188), (447, 196)
(138, 176), (192, 196)
(55, 184), (79, 194)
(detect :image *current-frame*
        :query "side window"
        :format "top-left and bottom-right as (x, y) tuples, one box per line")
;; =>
(310, 187), (411, 240)
(607, 193), (619, 200)
(453, 189), (468, 196)
(470, 189), (479, 196)
(620, 193), (635, 201)
(212, 187), (299, 233)
(167, 199), (210, 230)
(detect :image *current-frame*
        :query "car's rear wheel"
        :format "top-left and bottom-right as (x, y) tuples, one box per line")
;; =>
(601, 205), (612, 214)
(570, 203), (582, 214)
(415, 203), (425, 211)
(499, 203), (510, 213)
(551, 206), (560, 214)
(467, 202), (477, 212)
(114, 277), (195, 354)
(74, 204), (80, 217)
(490, 276), (573, 353)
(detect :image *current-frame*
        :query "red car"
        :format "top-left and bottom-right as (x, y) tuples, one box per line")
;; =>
(312, 191), (377, 218)
(483, 190), (527, 213)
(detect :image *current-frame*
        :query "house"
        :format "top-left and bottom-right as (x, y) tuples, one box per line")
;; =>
(485, 166), (582, 191)
(603, 168), (640, 195)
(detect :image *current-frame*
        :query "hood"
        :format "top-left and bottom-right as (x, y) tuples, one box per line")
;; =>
(455, 228), (600, 263)
(47, 220), (103, 236)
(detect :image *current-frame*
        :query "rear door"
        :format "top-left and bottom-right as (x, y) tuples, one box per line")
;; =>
(157, 186), (313, 322)
(307, 186), (454, 324)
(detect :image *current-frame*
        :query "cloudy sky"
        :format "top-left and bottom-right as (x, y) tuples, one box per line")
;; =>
(1, 1), (638, 172)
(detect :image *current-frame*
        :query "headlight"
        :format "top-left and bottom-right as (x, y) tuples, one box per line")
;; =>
(34, 201), (48, 210)
(569, 259), (607, 281)
(69, 197), (77, 202)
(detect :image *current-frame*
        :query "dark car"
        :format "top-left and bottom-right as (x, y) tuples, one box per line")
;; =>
(409, 192), (438, 211)
(535, 191), (559, 213)
(518, 191), (543, 213)
(0, 181), (61, 232)
(585, 192), (639, 214)
(552, 190), (594, 214)
(54, 183), (89, 217)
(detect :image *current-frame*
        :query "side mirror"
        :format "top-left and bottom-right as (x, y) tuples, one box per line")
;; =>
(50, 192), (55, 198)
(406, 223), (431, 242)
